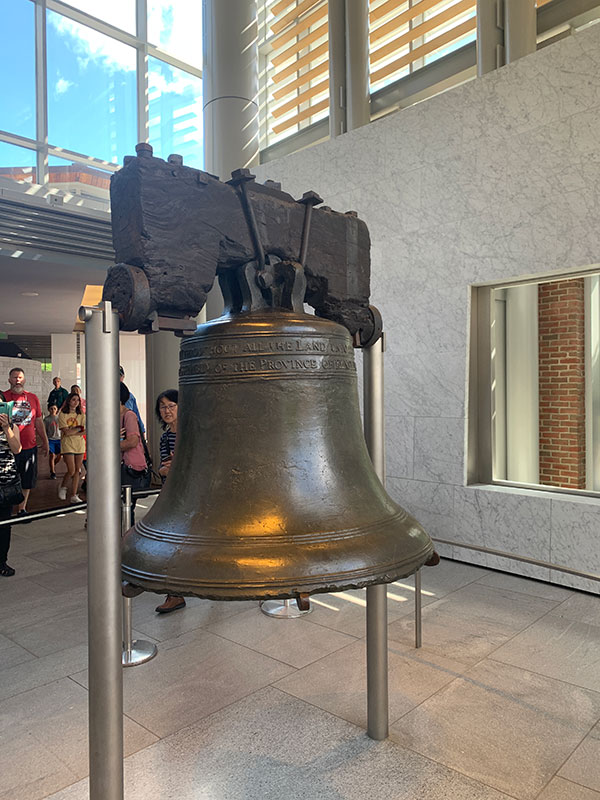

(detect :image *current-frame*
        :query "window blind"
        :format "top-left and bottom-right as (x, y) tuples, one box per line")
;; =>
(265, 0), (555, 143)
(264, 0), (479, 141)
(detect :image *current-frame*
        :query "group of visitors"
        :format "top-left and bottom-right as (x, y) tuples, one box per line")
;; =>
(0, 364), (181, 619)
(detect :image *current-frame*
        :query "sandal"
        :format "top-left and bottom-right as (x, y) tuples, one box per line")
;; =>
(0, 563), (15, 577)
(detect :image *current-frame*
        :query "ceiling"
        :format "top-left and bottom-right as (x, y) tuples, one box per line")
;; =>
(0, 179), (114, 336)
(0, 248), (110, 336)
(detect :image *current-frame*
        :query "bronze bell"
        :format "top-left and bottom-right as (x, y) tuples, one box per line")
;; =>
(121, 280), (434, 600)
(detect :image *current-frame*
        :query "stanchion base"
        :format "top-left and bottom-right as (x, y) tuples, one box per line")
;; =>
(259, 599), (312, 618)
(122, 640), (158, 667)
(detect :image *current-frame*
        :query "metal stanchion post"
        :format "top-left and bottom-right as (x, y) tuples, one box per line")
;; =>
(81, 302), (123, 800)
(415, 569), (422, 649)
(260, 598), (312, 618)
(363, 332), (389, 741)
(121, 486), (157, 667)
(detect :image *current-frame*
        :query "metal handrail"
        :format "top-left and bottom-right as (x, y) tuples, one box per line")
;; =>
(433, 537), (600, 584)
(0, 488), (161, 527)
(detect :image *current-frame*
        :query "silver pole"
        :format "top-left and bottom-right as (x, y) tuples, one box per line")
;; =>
(345, 0), (370, 131)
(504, 0), (536, 63)
(364, 333), (389, 741)
(414, 569), (422, 649)
(121, 487), (158, 667)
(476, 0), (504, 76)
(81, 302), (123, 800)
(328, 0), (346, 137)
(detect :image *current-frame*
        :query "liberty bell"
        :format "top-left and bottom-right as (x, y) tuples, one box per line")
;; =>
(105, 152), (435, 602)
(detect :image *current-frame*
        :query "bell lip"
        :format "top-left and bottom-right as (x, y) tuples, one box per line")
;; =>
(120, 540), (435, 601)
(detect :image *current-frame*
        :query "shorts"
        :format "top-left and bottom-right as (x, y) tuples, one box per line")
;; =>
(49, 439), (61, 455)
(14, 446), (38, 490)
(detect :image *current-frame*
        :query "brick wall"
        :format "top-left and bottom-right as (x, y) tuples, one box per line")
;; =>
(538, 279), (586, 488)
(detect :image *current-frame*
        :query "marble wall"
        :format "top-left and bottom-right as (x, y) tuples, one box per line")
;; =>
(254, 24), (600, 592)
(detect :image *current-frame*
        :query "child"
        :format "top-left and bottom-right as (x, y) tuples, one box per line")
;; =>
(44, 404), (61, 479)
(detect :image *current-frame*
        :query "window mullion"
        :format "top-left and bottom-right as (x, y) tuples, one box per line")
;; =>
(35, 0), (49, 184)
(137, 0), (149, 143)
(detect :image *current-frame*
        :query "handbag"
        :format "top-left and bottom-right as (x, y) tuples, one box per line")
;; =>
(0, 475), (24, 507)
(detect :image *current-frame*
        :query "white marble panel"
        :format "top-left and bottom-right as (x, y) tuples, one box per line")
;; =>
(361, 169), (423, 240)
(419, 153), (482, 229)
(381, 85), (467, 172)
(550, 495), (600, 579)
(453, 486), (551, 563)
(386, 351), (466, 418)
(459, 48), (563, 147)
(385, 414), (414, 479)
(413, 416), (465, 486)
(548, 571), (600, 596)
(377, 280), (469, 356)
(457, 204), (563, 285)
(381, 224), (465, 292)
(387, 478), (454, 542)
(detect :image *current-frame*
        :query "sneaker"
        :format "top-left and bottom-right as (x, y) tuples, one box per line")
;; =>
(70, 495), (82, 504)
(58, 486), (67, 501)
(50, 473), (56, 480)
(0, 563), (15, 577)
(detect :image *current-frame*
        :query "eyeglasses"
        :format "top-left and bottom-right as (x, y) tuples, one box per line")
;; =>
(160, 403), (177, 412)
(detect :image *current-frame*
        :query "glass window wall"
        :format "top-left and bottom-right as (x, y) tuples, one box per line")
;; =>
(0, 142), (37, 182)
(148, 57), (203, 168)
(148, 0), (203, 68)
(0, 0), (36, 139)
(47, 9), (137, 164)
(57, 0), (136, 34)
(0, 0), (203, 203)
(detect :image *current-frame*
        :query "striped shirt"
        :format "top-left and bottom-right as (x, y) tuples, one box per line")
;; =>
(159, 430), (177, 483)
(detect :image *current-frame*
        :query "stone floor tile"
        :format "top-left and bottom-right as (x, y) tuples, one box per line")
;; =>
(491, 615), (600, 693)
(474, 571), (574, 601)
(274, 638), (464, 728)
(537, 777), (600, 799)
(558, 721), (600, 792)
(418, 582), (561, 627)
(388, 608), (512, 666)
(71, 631), (296, 738)
(307, 583), (436, 638)
(28, 563), (89, 594)
(0, 575), (57, 609)
(0, 677), (156, 800)
(132, 594), (255, 641)
(26, 542), (88, 569)
(0, 644), (88, 701)
(0, 632), (36, 670)
(388, 583), (559, 666)
(399, 559), (490, 598)
(390, 659), (600, 800)
(205, 606), (357, 667)
(551, 591), (600, 626)
(9, 608), (88, 657)
(45, 687), (514, 800)
(0, 586), (87, 636)
(1, 553), (57, 579)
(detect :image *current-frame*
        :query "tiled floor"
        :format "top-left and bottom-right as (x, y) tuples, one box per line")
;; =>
(1, 506), (600, 800)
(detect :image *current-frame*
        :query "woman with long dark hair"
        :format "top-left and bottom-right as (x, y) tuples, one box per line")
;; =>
(0, 390), (22, 577)
(58, 392), (86, 503)
(154, 389), (186, 614)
